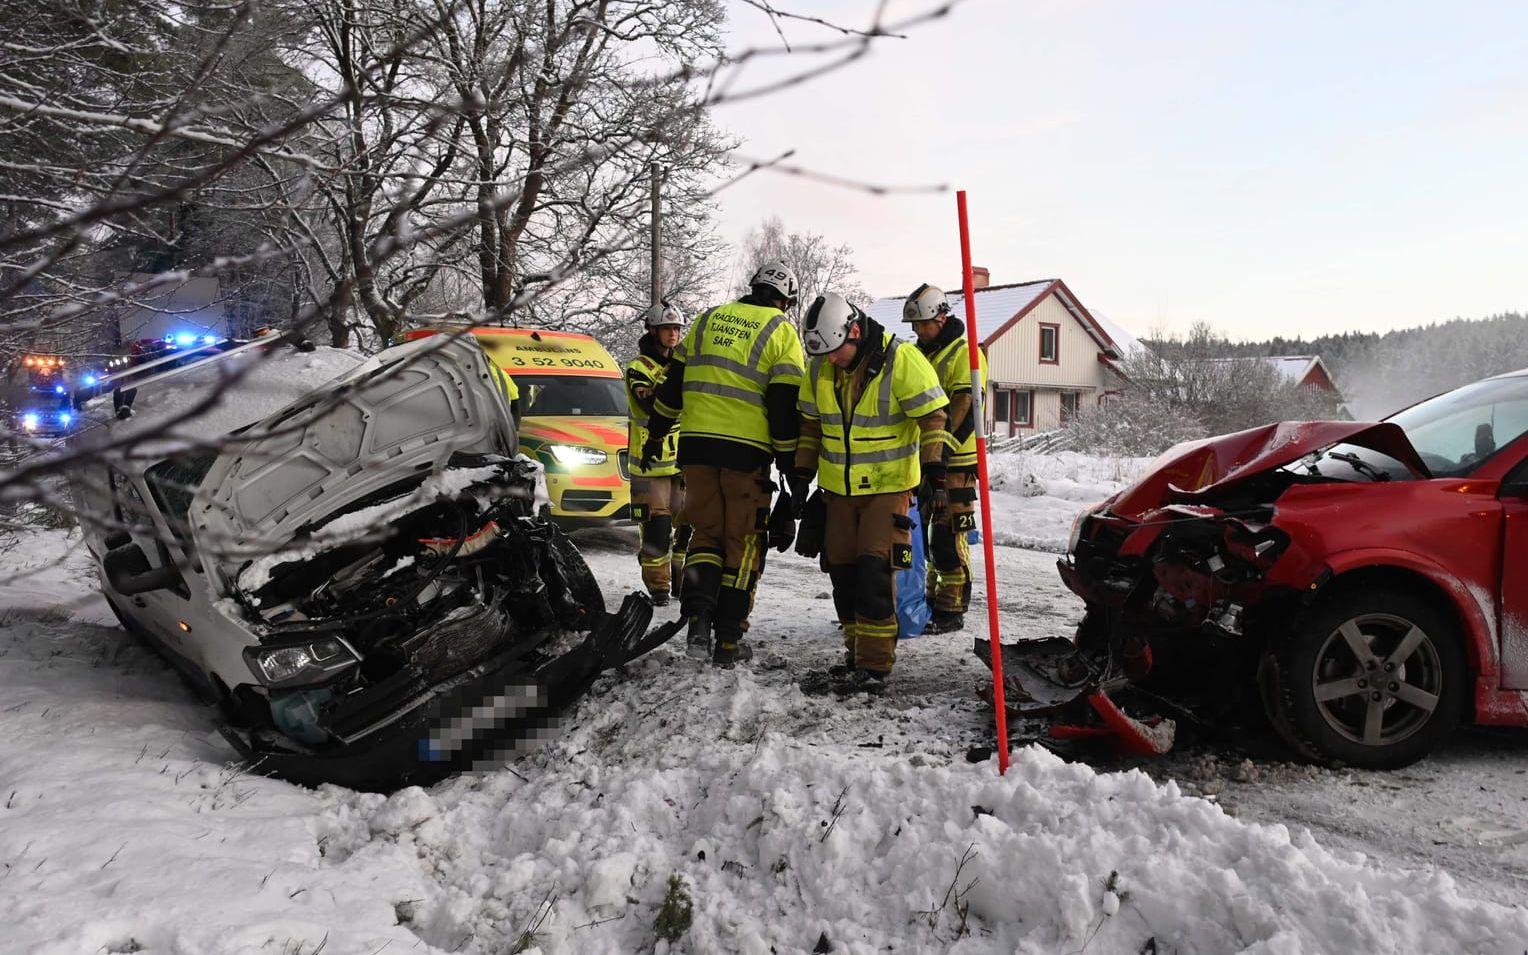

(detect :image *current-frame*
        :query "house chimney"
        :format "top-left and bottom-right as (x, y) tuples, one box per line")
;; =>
(970, 266), (990, 290)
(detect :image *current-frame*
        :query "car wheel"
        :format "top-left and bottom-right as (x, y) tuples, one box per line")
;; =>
(548, 527), (605, 628)
(1265, 586), (1466, 769)
(103, 593), (143, 636)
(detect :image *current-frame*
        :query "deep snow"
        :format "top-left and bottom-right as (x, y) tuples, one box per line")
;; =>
(4, 454), (1528, 954)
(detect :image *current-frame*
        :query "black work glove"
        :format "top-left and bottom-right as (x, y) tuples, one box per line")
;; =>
(786, 471), (813, 518)
(767, 482), (796, 552)
(918, 463), (948, 522)
(640, 436), (664, 473)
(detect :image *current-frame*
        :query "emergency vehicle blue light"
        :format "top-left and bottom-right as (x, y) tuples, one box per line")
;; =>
(82, 374), (98, 387)
(164, 334), (175, 344)
(175, 333), (196, 347)
(58, 412), (73, 427)
(54, 384), (65, 394)
(202, 334), (217, 345)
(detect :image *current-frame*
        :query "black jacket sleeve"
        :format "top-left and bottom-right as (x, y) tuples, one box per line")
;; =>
(646, 359), (686, 441)
(766, 382), (800, 457)
(626, 366), (657, 415)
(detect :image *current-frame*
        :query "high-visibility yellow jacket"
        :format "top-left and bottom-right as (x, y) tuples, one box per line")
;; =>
(626, 351), (677, 477)
(485, 353), (520, 402)
(920, 318), (986, 469)
(652, 299), (805, 461)
(797, 330), (950, 496)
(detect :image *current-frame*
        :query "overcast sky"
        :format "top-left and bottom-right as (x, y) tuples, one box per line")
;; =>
(707, 0), (1528, 341)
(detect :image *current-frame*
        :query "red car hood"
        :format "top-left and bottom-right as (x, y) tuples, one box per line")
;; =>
(1109, 421), (1428, 520)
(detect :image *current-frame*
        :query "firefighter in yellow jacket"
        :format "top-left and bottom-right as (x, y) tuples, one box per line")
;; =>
(904, 283), (987, 633)
(793, 292), (949, 693)
(642, 262), (806, 667)
(626, 303), (689, 605)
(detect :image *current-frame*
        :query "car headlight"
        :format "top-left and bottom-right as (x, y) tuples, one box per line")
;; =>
(244, 637), (359, 687)
(1068, 506), (1099, 555)
(548, 444), (607, 466)
(21, 412), (40, 432)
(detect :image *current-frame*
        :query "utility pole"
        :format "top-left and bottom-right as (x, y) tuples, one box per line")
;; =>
(650, 162), (663, 310)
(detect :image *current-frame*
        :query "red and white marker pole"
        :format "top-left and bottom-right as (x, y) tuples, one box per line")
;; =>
(956, 190), (1011, 774)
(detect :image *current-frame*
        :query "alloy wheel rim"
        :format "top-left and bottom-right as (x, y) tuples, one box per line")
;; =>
(1310, 612), (1443, 748)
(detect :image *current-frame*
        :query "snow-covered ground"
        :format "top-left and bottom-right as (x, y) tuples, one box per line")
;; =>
(982, 451), (1151, 553)
(5, 452), (1528, 954)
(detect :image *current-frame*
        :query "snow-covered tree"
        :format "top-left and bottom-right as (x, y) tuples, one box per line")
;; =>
(735, 215), (867, 324)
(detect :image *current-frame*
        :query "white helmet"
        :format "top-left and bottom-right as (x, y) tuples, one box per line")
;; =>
(644, 302), (687, 329)
(749, 261), (800, 305)
(802, 292), (864, 356)
(902, 283), (950, 324)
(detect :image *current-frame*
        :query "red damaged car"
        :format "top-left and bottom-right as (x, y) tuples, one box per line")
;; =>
(999, 368), (1528, 768)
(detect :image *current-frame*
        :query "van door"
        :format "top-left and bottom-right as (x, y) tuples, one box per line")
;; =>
(106, 468), (191, 655)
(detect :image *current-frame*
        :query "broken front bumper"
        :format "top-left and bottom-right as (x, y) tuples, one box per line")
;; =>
(223, 594), (680, 791)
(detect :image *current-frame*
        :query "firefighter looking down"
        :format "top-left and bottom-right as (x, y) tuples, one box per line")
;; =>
(904, 283), (986, 633)
(642, 262), (807, 667)
(793, 292), (949, 694)
(626, 303), (691, 605)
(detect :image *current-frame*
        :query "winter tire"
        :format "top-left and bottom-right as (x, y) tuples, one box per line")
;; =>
(548, 527), (605, 627)
(1265, 585), (1465, 769)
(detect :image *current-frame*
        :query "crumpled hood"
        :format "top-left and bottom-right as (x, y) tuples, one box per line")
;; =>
(192, 336), (519, 594)
(1108, 420), (1428, 520)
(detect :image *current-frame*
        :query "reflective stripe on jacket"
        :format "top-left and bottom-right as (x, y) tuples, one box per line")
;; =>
(798, 332), (949, 496)
(925, 333), (986, 468)
(626, 353), (678, 476)
(655, 300), (805, 456)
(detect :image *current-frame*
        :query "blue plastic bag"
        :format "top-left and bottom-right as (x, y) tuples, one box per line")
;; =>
(897, 498), (933, 639)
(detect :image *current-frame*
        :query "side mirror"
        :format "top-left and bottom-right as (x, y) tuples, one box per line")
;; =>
(103, 542), (182, 595)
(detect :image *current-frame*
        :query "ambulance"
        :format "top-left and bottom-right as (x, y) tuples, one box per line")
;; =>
(403, 327), (630, 523)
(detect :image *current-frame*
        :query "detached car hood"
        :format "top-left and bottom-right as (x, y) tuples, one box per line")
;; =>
(192, 336), (518, 593)
(1109, 420), (1428, 520)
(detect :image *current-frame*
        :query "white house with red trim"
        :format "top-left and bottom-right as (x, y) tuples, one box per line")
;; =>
(1191, 355), (1345, 407)
(1261, 355), (1339, 393)
(867, 269), (1135, 436)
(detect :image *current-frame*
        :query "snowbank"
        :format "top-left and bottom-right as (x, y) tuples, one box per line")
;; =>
(5, 527), (1528, 954)
(317, 697), (1528, 955)
(983, 450), (1150, 552)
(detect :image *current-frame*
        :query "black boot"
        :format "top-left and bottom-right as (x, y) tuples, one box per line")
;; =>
(711, 625), (753, 668)
(685, 612), (712, 660)
(826, 649), (855, 677)
(648, 589), (671, 607)
(834, 667), (889, 696)
(926, 611), (965, 634)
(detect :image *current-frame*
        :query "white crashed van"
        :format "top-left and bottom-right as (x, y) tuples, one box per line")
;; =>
(68, 334), (674, 790)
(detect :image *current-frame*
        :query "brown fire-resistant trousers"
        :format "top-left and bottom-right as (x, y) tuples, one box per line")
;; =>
(631, 474), (688, 596)
(680, 464), (773, 630)
(926, 469), (978, 614)
(824, 490), (914, 674)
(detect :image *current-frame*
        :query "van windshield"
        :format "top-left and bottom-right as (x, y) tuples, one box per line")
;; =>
(515, 375), (625, 416)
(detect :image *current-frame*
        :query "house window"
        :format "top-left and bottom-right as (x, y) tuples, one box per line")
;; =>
(993, 389), (1009, 423)
(1013, 390), (1033, 427)
(1039, 323), (1060, 364)
(1060, 392), (1080, 423)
